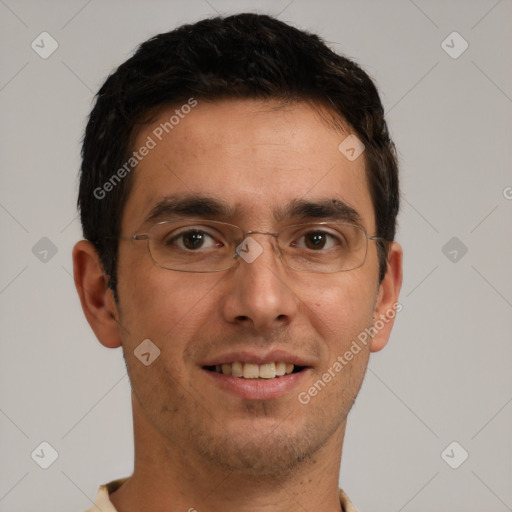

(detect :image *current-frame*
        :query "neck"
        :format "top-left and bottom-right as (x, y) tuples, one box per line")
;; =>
(110, 394), (346, 512)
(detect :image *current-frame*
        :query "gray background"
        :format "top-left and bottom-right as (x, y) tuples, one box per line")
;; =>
(1, 1), (511, 511)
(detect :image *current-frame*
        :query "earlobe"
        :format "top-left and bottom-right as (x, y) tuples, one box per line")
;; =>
(72, 240), (122, 349)
(370, 241), (403, 353)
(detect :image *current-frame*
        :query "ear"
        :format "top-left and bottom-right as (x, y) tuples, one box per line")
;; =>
(72, 240), (122, 349)
(370, 241), (403, 353)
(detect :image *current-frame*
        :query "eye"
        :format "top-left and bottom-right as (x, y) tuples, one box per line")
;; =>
(165, 228), (223, 251)
(292, 229), (341, 250)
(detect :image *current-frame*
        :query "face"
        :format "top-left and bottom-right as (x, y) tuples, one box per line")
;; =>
(111, 99), (394, 477)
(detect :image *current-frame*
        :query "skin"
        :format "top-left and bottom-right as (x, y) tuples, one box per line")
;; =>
(73, 99), (402, 512)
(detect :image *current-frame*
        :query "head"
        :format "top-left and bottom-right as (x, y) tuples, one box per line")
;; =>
(73, 13), (402, 478)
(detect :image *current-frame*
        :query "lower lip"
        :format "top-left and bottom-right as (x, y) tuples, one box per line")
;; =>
(202, 368), (310, 400)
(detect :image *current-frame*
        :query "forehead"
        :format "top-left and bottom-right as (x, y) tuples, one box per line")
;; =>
(121, 99), (374, 232)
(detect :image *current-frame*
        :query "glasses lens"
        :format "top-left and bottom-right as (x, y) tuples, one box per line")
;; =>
(144, 220), (369, 273)
(148, 221), (241, 271)
(280, 223), (368, 272)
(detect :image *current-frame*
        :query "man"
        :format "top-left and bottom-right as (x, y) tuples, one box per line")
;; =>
(73, 12), (402, 512)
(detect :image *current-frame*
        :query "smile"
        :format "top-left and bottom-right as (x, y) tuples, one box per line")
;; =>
(204, 361), (306, 380)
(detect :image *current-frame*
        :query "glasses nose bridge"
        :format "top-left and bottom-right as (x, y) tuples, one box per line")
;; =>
(242, 229), (282, 258)
(244, 229), (279, 238)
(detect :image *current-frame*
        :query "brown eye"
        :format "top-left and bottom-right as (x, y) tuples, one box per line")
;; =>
(292, 230), (340, 251)
(304, 232), (328, 250)
(163, 229), (219, 251)
(181, 231), (207, 250)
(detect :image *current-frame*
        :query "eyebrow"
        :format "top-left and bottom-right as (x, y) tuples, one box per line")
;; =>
(142, 194), (363, 227)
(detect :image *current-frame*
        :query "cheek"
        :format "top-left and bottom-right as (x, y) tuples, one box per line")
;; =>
(116, 252), (220, 350)
(116, 269), (213, 405)
(305, 273), (375, 409)
(298, 271), (376, 355)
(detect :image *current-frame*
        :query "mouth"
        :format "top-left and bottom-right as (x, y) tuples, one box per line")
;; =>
(203, 362), (308, 380)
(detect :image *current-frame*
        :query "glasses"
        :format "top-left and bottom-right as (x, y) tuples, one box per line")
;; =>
(118, 219), (384, 273)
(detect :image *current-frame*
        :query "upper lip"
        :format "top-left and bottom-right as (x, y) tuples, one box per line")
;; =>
(200, 349), (313, 368)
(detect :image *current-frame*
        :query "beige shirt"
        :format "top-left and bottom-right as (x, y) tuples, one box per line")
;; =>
(85, 478), (359, 512)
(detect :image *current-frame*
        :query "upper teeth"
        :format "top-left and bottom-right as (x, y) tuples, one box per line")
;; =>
(215, 362), (294, 379)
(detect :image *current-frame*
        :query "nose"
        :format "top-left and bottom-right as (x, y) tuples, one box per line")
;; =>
(220, 233), (299, 332)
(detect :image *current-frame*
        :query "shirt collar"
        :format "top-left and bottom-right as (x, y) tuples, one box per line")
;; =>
(85, 478), (359, 512)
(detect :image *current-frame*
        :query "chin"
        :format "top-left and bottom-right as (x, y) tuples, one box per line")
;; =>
(190, 416), (333, 479)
